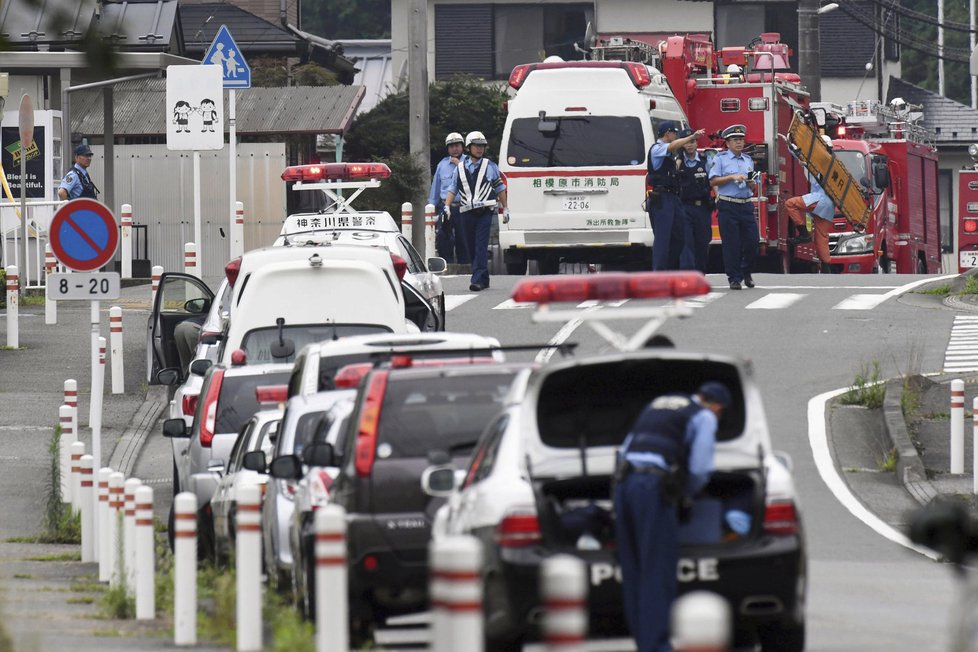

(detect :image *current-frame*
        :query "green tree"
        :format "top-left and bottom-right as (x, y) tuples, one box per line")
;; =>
(301, 0), (391, 39)
(899, 0), (972, 105)
(250, 57), (338, 87)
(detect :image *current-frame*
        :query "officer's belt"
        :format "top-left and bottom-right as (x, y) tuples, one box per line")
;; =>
(718, 196), (753, 204)
(683, 199), (710, 206)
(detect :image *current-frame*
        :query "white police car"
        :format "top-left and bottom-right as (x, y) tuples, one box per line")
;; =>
(425, 272), (806, 651)
(274, 162), (446, 329)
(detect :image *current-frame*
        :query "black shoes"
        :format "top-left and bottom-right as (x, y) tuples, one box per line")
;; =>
(729, 281), (742, 290)
(469, 283), (487, 292)
(788, 225), (811, 244)
(744, 277), (755, 288)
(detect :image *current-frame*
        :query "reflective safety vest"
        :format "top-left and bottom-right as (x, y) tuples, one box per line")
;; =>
(456, 158), (499, 213)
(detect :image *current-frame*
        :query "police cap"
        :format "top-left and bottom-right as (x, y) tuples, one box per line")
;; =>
(74, 144), (94, 156)
(697, 381), (732, 408)
(677, 128), (694, 139)
(720, 124), (747, 140)
(657, 121), (678, 137)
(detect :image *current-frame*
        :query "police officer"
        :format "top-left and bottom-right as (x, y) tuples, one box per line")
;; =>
(58, 144), (100, 201)
(428, 132), (467, 264)
(709, 125), (757, 289)
(648, 122), (705, 270)
(786, 135), (840, 273)
(614, 381), (730, 652)
(675, 128), (713, 273)
(443, 131), (508, 292)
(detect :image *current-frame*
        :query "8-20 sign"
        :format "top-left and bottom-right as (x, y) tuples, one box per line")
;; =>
(47, 272), (121, 300)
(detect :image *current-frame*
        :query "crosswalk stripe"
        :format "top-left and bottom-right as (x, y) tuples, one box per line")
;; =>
(685, 292), (724, 308)
(493, 298), (536, 310)
(444, 295), (477, 311)
(833, 294), (891, 310)
(944, 316), (978, 372)
(745, 293), (806, 310)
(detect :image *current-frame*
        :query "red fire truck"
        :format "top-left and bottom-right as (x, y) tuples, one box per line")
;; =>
(958, 150), (978, 272)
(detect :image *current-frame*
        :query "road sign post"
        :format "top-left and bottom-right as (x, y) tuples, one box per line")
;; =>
(18, 94), (33, 281)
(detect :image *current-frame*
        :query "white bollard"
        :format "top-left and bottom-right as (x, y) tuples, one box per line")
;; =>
(5, 265), (18, 348)
(235, 201), (245, 260)
(58, 405), (75, 505)
(174, 492), (198, 645)
(151, 265), (163, 308)
(236, 484), (262, 651)
(135, 485), (155, 620)
(109, 306), (125, 394)
(108, 471), (125, 587)
(542, 555), (587, 652)
(91, 336), (106, 468)
(430, 535), (483, 652)
(425, 203), (437, 259)
(184, 242), (197, 279)
(973, 397), (978, 495)
(44, 244), (57, 324)
(64, 378), (78, 411)
(401, 202), (413, 242)
(952, 379), (965, 474)
(315, 505), (348, 652)
(124, 477), (141, 593)
(671, 591), (731, 652)
(70, 441), (84, 515)
(121, 204), (133, 280)
(97, 468), (112, 572)
(80, 455), (95, 562)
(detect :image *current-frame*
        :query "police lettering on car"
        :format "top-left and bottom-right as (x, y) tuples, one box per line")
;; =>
(58, 144), (100, 201)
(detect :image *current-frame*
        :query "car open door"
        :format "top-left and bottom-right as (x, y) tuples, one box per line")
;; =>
(146, 273), (215, 384)
(401, 281), (440, 332)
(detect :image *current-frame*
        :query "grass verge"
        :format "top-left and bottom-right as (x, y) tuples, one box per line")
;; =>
(838, 360), (885, 409)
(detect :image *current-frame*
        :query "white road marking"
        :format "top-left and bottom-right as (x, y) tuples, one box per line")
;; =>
(685, 291), (724, 308)
(0, 425), (54, 431)
(833, 294), (891, 310)
(745, 293), (806, 310)
(443, 295), (477, 311)
(493, 299), (535, 310)
(534, 305), (602, 364)
(944, 315), (978, 373)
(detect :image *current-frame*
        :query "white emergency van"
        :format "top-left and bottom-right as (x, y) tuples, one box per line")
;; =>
(498, 59), (688, 274)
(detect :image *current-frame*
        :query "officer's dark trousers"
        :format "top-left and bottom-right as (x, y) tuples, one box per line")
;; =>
(717, 200), (758, 284)
(614, 472), (678, 652)
(435, 205), (463, 263)
(460, 208), (492, 288)
(680, 201), (712, 273)
(650, 192), (684, 271)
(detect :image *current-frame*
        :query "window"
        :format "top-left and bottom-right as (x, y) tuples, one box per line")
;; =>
(215, 372), (292, 435)
(940, 168), (951, 251)
(241, 324), (391, 363)
(463, 415), (508, 489)
(507, 116), (645, 167)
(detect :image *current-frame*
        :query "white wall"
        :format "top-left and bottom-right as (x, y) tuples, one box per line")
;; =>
(3, 76), (46, 112)
(596, 0), (712, 34)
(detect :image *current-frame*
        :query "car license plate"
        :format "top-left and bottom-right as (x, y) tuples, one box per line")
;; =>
(961, 251), (978, 268)
(562, 196), (591, 211)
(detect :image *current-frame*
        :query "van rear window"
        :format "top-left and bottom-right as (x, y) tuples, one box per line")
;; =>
(242, 324), (392, 364)
(216, 372), (292, 434)
(507, 116), (645, 167)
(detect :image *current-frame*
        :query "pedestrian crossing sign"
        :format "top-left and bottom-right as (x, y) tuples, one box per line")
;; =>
(203, 25), (251, 89)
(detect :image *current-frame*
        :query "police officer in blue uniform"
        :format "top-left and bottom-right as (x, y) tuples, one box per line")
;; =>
(428, 132), (467, 264)
(675, 128), (714, 273)
(709, 125), (757, 289)
(444, 131), (508, 292)
(614, 382), (730, 652)
(58, 144), (100, 201)
(648, 122), (706, 270)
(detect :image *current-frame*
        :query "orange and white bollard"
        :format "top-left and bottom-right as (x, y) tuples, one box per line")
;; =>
(236, 484), (263, 651)
(401, 202), (413, 242)
(121, 204), (133, 279)
(542, 555), (587, 652)
(109, 306), (124, 394)
(5, 265), (18, 348)
(124, 477), (142, 592)
(90, 337), (106, 469)
(135, 485), (155, 620)
(44, 244), (57, 324)
(70, 441), (84, 515)
(184, 242), (197, 279)
(235, 201), (245, 251)
(80, 454), (95, 562)
(952, 379), (965, 474)
(174, 492), (197, 645)
(315, 504), (348, 652)
(425, 203), (437, 259)
(108, 471), (125, 587)
(151, 265), (163, 307)
(430, 535), (483, 652)
(97, 467), (112, 572)
(58, 404), (75, 505)
(973, 397), (978, 495)
(671, 591), (731, 652)
(64, 378), (78, 411)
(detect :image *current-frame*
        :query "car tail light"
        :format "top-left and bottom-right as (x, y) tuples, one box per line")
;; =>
(965, 219), (978, 234)
(309, 470), (333, 510)
(511, 271), (710, 304)
(199, 368), (226, 448)
(225, 257), (242, 287)
(256, 384), (287, 404)
(181, 393), (198, 417)
(231, 349), (247, 366)
(835, 125), (847, 137)
(763, 499), (800, 535)
(495, 510), (542, 547)
(354, 371), (388, 477)
(362, 554), (379, 571)
(390, 354), (413, 368)
(334, 363), (373, 389)
(281, 162), (392, 182)
(390, 253), (408, 281)
(508, 64), (533, 89)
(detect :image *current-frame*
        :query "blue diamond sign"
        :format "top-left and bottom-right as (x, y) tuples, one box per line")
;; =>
(203, 25), (251, 89)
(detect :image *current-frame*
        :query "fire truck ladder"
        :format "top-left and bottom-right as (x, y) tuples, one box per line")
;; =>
(786, 111), (871, 229)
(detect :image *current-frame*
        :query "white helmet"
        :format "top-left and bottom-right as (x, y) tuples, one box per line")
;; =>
(821, 135), (833, 148)
(445, 132), (464, 146)
(465, 131), (488, 147)
(726, 63), (742, 74)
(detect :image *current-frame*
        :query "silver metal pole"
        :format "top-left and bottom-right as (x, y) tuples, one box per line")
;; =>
(408, 0), (431, 254)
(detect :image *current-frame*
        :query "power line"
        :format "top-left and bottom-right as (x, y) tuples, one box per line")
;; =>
(850, 0), (977, 34)
(838, 2), (973, 64)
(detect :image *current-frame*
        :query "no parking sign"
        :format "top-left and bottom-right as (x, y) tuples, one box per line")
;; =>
(49, 199), (119, 272)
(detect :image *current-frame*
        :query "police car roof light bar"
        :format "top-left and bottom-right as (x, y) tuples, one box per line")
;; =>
(511, 271), (709, 304)
(280, 162), (392, 183)
(508, 61), (652, 91)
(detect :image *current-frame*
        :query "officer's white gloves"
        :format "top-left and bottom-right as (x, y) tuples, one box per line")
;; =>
(441, 206), (452, 223)
(501, 208), (511, 224)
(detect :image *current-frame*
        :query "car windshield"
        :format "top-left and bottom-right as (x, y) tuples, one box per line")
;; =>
(507, 116), (646, 167)
(242, 324), (393, 364)
(376, 371), (519, 458)
(215, 372), (292, 434)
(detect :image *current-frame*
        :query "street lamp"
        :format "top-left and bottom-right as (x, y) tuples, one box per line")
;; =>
(818, 3), (839, 14)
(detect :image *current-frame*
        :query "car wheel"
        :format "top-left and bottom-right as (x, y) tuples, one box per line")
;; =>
(172, 459), (180, 495)
(483, 574), (525, 651)
(303, 553), (317, 620)
(167, 503), (176, 552)
(758, 619), (805, 652)
(349, 598), (375, 648)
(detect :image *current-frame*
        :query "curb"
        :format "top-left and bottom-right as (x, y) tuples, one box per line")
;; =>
(944, 294), (978, 312)
(884, 379), (939, 506)
(108, 385), (168, 477)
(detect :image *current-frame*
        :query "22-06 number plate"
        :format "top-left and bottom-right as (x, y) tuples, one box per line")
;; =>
(562, 196), (591, 211)
(961, 251), (978, 268)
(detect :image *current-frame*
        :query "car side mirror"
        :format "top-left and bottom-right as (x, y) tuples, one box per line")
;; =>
(873, 166), (890, 189)
(269, 454), (304, 480)
(162, 418), (190, 439)
(189, 359), (212, 376)
(427, 257), (447, 274)
(421, 465), (457, 498)
(242, 450), (267, 473)
(302, 442), (337, 468)
(156, 368), (182, 386)
(184, 298), (211, 314)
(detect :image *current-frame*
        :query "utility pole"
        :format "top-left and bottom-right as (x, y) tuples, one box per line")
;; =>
(408, 0), (431, 254)
(798, 0), (822, 101)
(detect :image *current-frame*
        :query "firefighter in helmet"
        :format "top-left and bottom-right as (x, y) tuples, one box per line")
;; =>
(722, 63), (743, 84)
(444, 131), (508, 291)
(786, 135), (840, 272)
(429, 132), (467, 264)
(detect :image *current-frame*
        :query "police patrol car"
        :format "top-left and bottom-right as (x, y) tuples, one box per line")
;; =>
(275, 162), (446, 329)
(424, 272), (806, 651)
